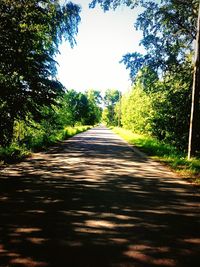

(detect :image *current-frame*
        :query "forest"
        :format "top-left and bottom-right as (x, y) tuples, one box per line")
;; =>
(98, 0), (200, 163)
(0, 0), (103, 162)
(0, 0), (200, 174)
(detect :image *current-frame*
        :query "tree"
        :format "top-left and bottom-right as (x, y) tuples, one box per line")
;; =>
(0, 0), (81, 146)
(103, 89), (120, 125)
(59, 89), (87, 126)
(120, 0), (198, 80)
(57, 89), (101, 127)
(86, 89), (102, 124)
(188, 3), (200, 158)
(104, 89), (119, 106)
(121, 79), (153, 134)
(89, 0), (147, 11)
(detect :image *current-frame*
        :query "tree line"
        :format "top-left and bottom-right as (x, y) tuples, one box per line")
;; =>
(0, 1), (104, 159)
(1, 0), (199, 159)
(0, 1), (102, 148)
(95, 0), (200, 157)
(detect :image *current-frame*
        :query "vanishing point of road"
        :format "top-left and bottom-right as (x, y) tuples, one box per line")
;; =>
(0, 126), (200, 267)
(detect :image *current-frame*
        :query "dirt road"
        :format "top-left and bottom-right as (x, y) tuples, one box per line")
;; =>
(0, 126), (199, 267)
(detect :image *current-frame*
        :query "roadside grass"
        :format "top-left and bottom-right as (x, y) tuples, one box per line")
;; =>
(0, 125), (92, 165)
(112, 127), (200, 185)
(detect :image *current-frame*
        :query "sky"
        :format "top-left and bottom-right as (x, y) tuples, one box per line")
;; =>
(56, 0), (144, 93)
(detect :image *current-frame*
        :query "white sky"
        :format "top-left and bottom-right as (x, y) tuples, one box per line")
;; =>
(56, 0), (145, 93)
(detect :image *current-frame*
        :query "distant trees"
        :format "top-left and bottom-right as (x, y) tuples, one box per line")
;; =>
(102, 89), (120, 125)
(0, 0), (81, 146)
(86, 89), (102, 125)
(36, 89), (102, 136)
(58, 89), (102, 126)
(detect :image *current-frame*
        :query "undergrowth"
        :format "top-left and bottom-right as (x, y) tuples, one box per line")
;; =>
(0, 125), (92, 164)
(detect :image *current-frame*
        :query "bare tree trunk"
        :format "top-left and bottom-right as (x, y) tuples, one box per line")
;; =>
(188, 3), (200, 159)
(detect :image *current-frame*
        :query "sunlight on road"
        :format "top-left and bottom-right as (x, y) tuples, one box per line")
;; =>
(0, 127), (199, 267)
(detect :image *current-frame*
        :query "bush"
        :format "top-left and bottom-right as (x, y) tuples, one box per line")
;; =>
(0, 124), (92, 164)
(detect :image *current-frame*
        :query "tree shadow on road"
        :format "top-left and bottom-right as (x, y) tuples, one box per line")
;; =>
(0, 127), (200, 267)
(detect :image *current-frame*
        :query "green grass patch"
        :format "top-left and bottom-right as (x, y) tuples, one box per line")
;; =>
(63, 125), (91, 139)
(0, 125), (92, 165)
(112, 127), (200, 185)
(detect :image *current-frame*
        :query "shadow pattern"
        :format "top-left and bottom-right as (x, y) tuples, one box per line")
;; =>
(0, 127), (200, 267)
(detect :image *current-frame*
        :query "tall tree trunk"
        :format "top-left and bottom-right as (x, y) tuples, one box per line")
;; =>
(188, 3), (200, 159)
(118, 91), (121, 127)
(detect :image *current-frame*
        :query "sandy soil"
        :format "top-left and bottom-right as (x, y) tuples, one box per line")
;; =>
(0, 126), (199, 267)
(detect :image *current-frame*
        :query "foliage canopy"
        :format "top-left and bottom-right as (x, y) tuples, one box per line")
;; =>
(0, 0), (81, 145)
